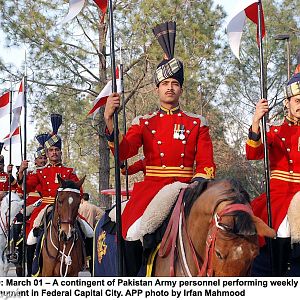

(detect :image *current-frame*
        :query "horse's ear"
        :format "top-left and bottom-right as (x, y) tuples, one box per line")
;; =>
(252, 215), (276, 238)
(57, 174), (64, 187)
(75, 175), (86, 189)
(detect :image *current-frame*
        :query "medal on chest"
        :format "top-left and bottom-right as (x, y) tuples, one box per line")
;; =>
(173, 124), (185, 140)
(55, 173), (61, 183)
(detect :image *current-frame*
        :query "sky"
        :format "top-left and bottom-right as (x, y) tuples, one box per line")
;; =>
(0, 0), (237, 169)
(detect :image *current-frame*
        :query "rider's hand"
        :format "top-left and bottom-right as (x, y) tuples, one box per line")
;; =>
(252, 99), (269, 133)
(104, 93), (121, 134)
(19, 160), (29, 173)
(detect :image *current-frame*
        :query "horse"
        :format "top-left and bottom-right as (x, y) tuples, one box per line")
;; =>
(39, 175), (86, 277)
(0, 192), (24, 276)
(94, 179), (275, 277)
(152, 179), (276, 276)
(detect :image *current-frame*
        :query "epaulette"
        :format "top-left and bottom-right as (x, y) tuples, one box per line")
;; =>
(182, 111), (208, 127)
(30, 163), (48, 174)
(63, 165), (76, 174)
(131, 112), (157, 126)
(268, 118), (284, 127)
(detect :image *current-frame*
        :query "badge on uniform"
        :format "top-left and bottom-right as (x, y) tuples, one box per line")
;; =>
(173, 124), (185, 140)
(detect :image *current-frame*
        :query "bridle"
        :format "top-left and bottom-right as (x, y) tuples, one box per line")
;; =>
(55, 188), (81, 228)
(159, 188), (254, 276)
(44, 187), (82, 277)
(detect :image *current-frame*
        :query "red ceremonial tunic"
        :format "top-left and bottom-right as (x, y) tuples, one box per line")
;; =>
(0, 171), (17, 192)
(246, 118), (300, 236)
(108, 107), (216, 239)
(23, 170), (43, 237)
(23, 163), (80, 234)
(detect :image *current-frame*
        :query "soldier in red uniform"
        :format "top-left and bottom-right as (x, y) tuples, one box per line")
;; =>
(18, 114), (92, 245)
(9, 137), (48, 275)
(0, 142), (17, 200)
(104, 21), (215, 275)
(246, 69), (300, 276)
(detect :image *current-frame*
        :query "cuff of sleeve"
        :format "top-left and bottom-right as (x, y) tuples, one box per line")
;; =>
(246, 138), (262, 148)
(17, 175), (23, 186)
(9, 175), (15, 184)
(248, 126), (261, 141)
(105, 127), (115, 142)
(192, 167), (215, 180)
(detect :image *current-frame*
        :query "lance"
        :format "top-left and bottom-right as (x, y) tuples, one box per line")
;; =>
(257, 0), (273, 274)
(22, 72), (28, 276)
(108, 0), (123, 276)
(7, 89), (13, 257)
(119, 40), (130, 200)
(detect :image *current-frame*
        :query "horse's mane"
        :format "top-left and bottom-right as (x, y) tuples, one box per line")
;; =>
(183, 179), (256, 236)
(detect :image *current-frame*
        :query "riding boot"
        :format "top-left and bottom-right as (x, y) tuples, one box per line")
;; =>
(272, 237), (291, 276)
(8, 223), (21, 263)
(251, 238), (291, 276)
(286, 242), (300, 276)
(124, 240), (143, 276)
(27, 244), (36, 277)
(85, 237), (94, 274)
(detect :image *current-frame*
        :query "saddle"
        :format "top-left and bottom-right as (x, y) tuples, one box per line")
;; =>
(127, 182), (188, 241)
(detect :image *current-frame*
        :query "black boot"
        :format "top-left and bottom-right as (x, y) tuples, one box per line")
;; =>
(251, 238), (291, 276)
(27, 244), (36, 277)
(124, 240), (143, 276)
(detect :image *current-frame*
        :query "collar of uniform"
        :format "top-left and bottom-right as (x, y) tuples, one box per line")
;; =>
(159, 105), (180, 115)
(285, 116), (300, 126)
(48, 162), (62, 167)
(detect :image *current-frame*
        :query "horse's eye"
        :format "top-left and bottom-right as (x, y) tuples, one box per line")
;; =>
(215, 250), (223, 260)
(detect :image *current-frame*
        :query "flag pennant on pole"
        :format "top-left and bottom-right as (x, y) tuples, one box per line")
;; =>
(0, 91), (10, 119)
(60, 0), (85, 25)
(93, 0), (108, 22)
(226, 0), (265, 60)
(88, 66), (121, 116)
(60, 0), (108, 24)
(1, 126), (20, 146)
(3, 78), (24, 141)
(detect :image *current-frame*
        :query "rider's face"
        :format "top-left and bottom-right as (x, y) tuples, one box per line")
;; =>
(287, 95), (300, 120)
(46, 146), (62, 164)
(156, 78), (182, 107)
(35, 155), (47, 167)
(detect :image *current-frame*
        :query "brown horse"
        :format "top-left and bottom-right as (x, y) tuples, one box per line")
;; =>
(153, 179), (275, 276)
(40, 175), (85, 276)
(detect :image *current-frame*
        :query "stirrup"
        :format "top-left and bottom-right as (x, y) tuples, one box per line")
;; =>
(7, 251), (19, 263)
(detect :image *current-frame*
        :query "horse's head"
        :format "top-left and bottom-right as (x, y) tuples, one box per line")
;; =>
(185, 179), (275, 277)
(55, 175), (85, 243)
